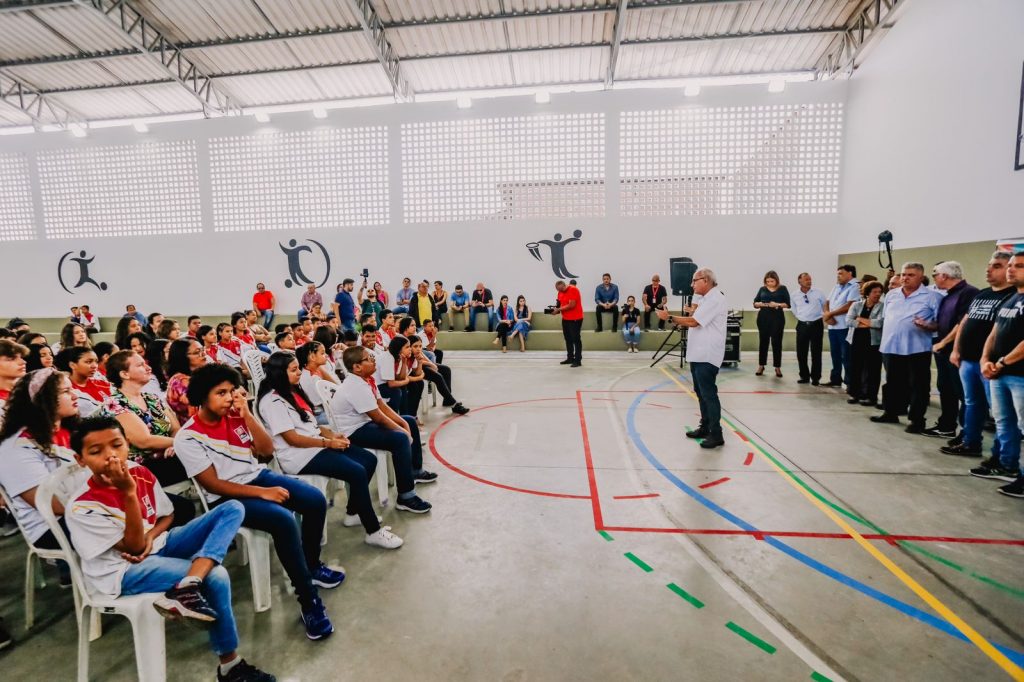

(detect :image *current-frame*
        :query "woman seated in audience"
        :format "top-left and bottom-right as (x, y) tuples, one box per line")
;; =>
(312, 326), (342, 375)
(621, 296), (642, 353)
(216, 323), (244, 368)
(197, 324), (219, 364)
(508, 295), (532, 352)
(25, 343), (54, 372)
(55, 347), (111, 417)
(16, 332), (47, 348)
(232, 312), (257, 348)
(492, 295), (515, 353)
(145, 338), (171, 394)
(402, 340), (427, 421)
(846, 280), (886, 406)
(174, 363), (342, 640)
(377, 336), (413, 413)
(372, 281), (389, 309)
(125, 330), (150, 357)
(155, 318), (181, 341)
(296, 342), (337, 426)
(114, 316), (143, 350)
(92, 341), (117, 378)
(0, 339), (28, 415)
(56, 322), (90, 353)
(258, 353), (401, 548)
(165, 337), (206, 425)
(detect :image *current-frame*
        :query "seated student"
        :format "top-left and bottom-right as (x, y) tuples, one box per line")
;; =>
(509, 295), (532, 353)
(249, 325), (272, 354)
(376, 336), (412, 414)
(312, 326), (343, 378)
(274, 331), (296, 352)
(231, 313), (257, 348)
(115, 316), (143, 351)
(216, 323), (244, 368)
(377, 311), (398, 347)
(17, 331), (49, 348)
(420, 319), (443, 364)
(492, 296), (515, 352)
(173, 364), (341, 640)
(56, 322), (91, 353)
(621, 296), (642, 353)
(257, 354), (401, 548)
(55, 347), (111, 417)
(166, 338), (207, 425)
(25, 342), (54, 372)
(295, 342), (336, 426)
(67, 417), (275, 682)
(198, 325), (219, 364)
(156, 319), (182, 341)
(294, 319), (314, 348)
(79, 305), (100, 335)
(186, 315), (203, 339)
(409, 337), (469, 415)
(125, 331), (150, 358)
(0, 339), (28, 415)
(92, 341), (117, 378)
(330, 346), (434, 514)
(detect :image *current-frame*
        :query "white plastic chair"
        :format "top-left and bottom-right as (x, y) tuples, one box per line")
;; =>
(242, 349), (265, 416)
(316, 379), (392, 506)
(191, 480), (273, 613)
(35, 464), (167, 682)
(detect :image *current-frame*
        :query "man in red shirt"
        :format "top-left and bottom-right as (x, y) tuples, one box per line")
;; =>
(553, 280), (584, 367)
(252, 282), (276, 329)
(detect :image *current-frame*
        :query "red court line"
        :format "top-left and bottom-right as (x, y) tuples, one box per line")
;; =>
(576, 390), (605, 529)
(698, 477), (731, 489)
(600, 525), (1024, 546)
(592, 398), (618, 402)
(613, 493), (661, 500)
(648, 403), (672, 409)
(743, 452), (755, 466)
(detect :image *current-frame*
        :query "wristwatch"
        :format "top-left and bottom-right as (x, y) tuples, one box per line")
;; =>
(997, 357), (1007, 369)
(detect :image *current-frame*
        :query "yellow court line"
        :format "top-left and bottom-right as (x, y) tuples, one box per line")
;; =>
(658, 366), (1024, 681)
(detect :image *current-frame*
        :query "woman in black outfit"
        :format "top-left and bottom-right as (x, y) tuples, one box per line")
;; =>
(753, 270), (790, 377)
(845, 281), (885, 405)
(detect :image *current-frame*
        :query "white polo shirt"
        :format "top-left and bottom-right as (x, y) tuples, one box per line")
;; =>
(685, 287), (728, 367)
(0, 429), (84, 543)
(329, 375), (380, 436)
(258, 391), (323, 475)
(173, 413), (265, 504)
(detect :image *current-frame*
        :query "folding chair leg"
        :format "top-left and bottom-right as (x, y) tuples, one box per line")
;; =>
(129, 606), (167, 682)
(77, 606), (92, 682)
(375, 451), (389, 507)
(24, 551), (35, 630)
(247, 533), (273, 613)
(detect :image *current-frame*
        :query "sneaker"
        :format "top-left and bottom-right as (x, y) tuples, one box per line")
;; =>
(299, 597), (334, 640)
(904, 423), (925, 434)
(452, 403), (470, 415)
(342, 513), (381, 528)
(811, 380), (820, 386)
(870, 414), (900, 424)
(858, 399), (876, 406)
(570, 362), (582, 368)
(218, 659), (276, 682)
(699, 436), (725, 449)
(970, 459), (1019, 482)
(939, 443), (982, 457)
(153, 584), (218, 626)
(0, 617), (12, 651)
(365, 527), (404, 549)
(685, 427), (707, 439)
(311, 563), (345, 589)
(846, 397), (860, 404)
(823, 381), (843, 388)
(997, 476), (1024, 498)
(921, 425), (956, 438)
(396, 495), (432, 514)
(947, 433), (964, 447)
(414, 470), (438, 484)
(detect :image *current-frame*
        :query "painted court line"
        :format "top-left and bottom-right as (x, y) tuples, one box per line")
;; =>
(659, 367), (1024, 680)
(726, 621), (777, 654)
(613, 493), (661, 500)
(598, 531), (614, 542)
(624, 552), (653, 573)
(744, 452), (755, 466)
(666, 583), (705, 609)
(698, 477), (731, 490)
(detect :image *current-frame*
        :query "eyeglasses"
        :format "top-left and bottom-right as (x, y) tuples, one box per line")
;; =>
(691, 277), (706, 283)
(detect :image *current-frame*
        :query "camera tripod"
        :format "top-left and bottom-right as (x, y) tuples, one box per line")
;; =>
(650, 295), (691, 369)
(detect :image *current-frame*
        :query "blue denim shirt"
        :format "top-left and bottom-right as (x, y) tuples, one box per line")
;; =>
(450, 291), (469, 307)
(595, 283), (619, 305)
(879, 286), (942, 355)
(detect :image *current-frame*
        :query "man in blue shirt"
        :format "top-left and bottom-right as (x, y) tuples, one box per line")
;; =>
(823, 265), (860, 387)
(871, 262), (941, 433)
(791, 272), (827, 385)
(393, 278), (414, 314)
(332, 278), (357, 332)
(449, 285), (469, 331)
(594, 273), (619, 333)
(124, 304), (147, 326)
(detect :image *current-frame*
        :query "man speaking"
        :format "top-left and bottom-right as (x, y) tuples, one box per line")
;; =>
(552, 280), (584, 367)
(657, 268), (728, 449)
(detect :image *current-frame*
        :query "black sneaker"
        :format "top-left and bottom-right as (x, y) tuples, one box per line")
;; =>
(685, 427), (707, 439)
(218, 659), (276, 682)
(870, 414), (900, 424)
(939, 443), (982, 457)
(904, 423), (925, 434)
(970, 459), (1019, 482)
(947, 433), (964, 447)
(311, 563), (345, 589)
(559, 359), (573, 365)
(570, 362), (582, 367)
(452, 403), (470, 415)
(811, 380), (820, 386)
(0, 617), (12, 651)
(299, 597), (334, 641)
(921, 425), (956, 438)
(396, 495), (432, 514)
(153, 583), (218, 627)
(846, 397), (860, 404)
(997, 476), (1024, 498)
(859, 399), (876, 406)
(699, 436), (725, 449)
(414, 470), (438, 484)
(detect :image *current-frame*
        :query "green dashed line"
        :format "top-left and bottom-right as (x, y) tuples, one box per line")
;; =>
(666, 583), (705, 609)
(598, 530), (614, 542)
(725, 621), (776, 654)
(624, 552), (653, 572)
(810, 672), (833, 682)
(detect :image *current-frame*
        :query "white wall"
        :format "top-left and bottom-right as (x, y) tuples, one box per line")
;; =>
(0, 83), (847, 319)
(839, 0), (1024, 253)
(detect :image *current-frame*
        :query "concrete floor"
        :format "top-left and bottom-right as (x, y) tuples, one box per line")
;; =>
(1, 351), (1022, 681)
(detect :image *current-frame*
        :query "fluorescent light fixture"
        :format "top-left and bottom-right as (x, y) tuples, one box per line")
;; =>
(133, 121), (149, 133)
(312, 106), (327, 119)
(768, 79), (786, 93)
(456, 96), (472, 109)
(255, 111), (270, 123)
(69, 123), (87, 138)
(535, 91), (551, 104)
(0, 126), (35, 136)
(684, 84), (700, 97)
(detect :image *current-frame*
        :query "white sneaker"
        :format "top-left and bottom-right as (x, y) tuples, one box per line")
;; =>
(365, 527), (403, 549)
(343, 513), (382, 528)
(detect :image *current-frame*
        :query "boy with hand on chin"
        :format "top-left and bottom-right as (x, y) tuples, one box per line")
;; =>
(66, 416), (275, 682)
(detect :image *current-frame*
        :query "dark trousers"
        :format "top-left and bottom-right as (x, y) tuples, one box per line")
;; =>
(882, 352), (932, 426)
(934, 350), (964, 431)
(220, 469), (326, 609)
(595, 307), (617, 332)
(691, 362), (722, 438)
(643, 308), (666, 330)
(756, 312), (784, 368)
(299, 447), (381, 534)
(561, 318), (583, 362)
(496, 321), (511, 348)
(378, 384), (405, 414)
(424, 364), (456, 404)
(348, 417), (423, 497)
(795, 319), (823, 381)
(405, 379), (425, 415)
(849, 333), (882, 401)
(433, 348), (444, 365)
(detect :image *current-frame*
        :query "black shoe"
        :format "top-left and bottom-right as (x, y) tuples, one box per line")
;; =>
(811, 380), (819, 386)
(396, 495), (432, 514)
(875, 403), (885, 410)
(0, 617), (11, 651)
(847, 397), (860, 404)
(686, 427), (708, 439)
(451, 403), (470, 415)
(570, 362), (582, 367)
(441, 398), (456, 407)
(858, 399), (875, 406)
(797, 378), (810, 384)
(997, 476), (1024, 498)
(699, 436), (725, 449)
(984, 418), (996, 433)
(465, 327), (474, 332)
(870, 414), (900, 424)
(947, 433), (964, 447)
(559, 359), (573, 365)
(921, 425), (956, 438)
(414, 470), (438, 484)
(939, 443), (982, 457)
(904, 422), (925, 434)
(970, 459), (1019, 482)
(218, 659), (276, 682)
(154, 583), (218, 627)
(823, 381), (843, 388)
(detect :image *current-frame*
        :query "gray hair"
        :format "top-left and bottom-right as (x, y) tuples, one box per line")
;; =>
(696, 268), (717, 286)
(934, 261), (964, 279)
(900, 262), (925, 273)
(992, 251), (1011, 262)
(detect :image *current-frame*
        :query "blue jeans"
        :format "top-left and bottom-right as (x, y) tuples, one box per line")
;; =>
(989, 375), (1024, 473)
(121, 501), (245, 656)
(299, 447), (380, 533)
(348, 417), (422, 497)
(216, 470), (326, 608)
(959, 360), (997, 453)
(392, 306), (410, 315)
(469, 306), (495, 331)
(261, 310), (274, 328)
(622, 325), (640, 344)
(690, 362), (722, 438)
(828, 328), (850, 384)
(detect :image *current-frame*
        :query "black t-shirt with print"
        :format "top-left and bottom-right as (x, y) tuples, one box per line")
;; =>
(990, 292), (1024, 375)
(960, 287), (1014, 362)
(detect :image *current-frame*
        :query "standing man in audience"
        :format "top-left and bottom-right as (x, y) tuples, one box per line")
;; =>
(468, 282), (495, 332)
(924, 261), (979, 438)
(332, 278), (357, 332)
(823, 265), (860, 388)
(411, 281), (435, 328)
(594, 273), (620, 333)
(393, 278), (414, 314)
(791, 272), (826, 385)
(252, 282), (276, 329)
(942, 252), (1011, 457)
(552, 280), (584, 367)
(871, 262), (941, 433)
(124, 304), (146, 326)
(642, 274), (668, 331)
(449, 285), (469, 331)
(657, 268), (728, 449)
(299, 283), (321, 320)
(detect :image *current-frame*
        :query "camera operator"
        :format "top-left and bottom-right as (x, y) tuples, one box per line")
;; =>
(332, 277), (358, 333)
(551, 280), (584, 367)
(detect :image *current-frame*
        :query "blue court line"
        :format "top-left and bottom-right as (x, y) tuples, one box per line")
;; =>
(626, 381), (1024, 667)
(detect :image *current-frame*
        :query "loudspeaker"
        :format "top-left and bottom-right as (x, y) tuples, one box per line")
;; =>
(670, 258), (698, 297)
